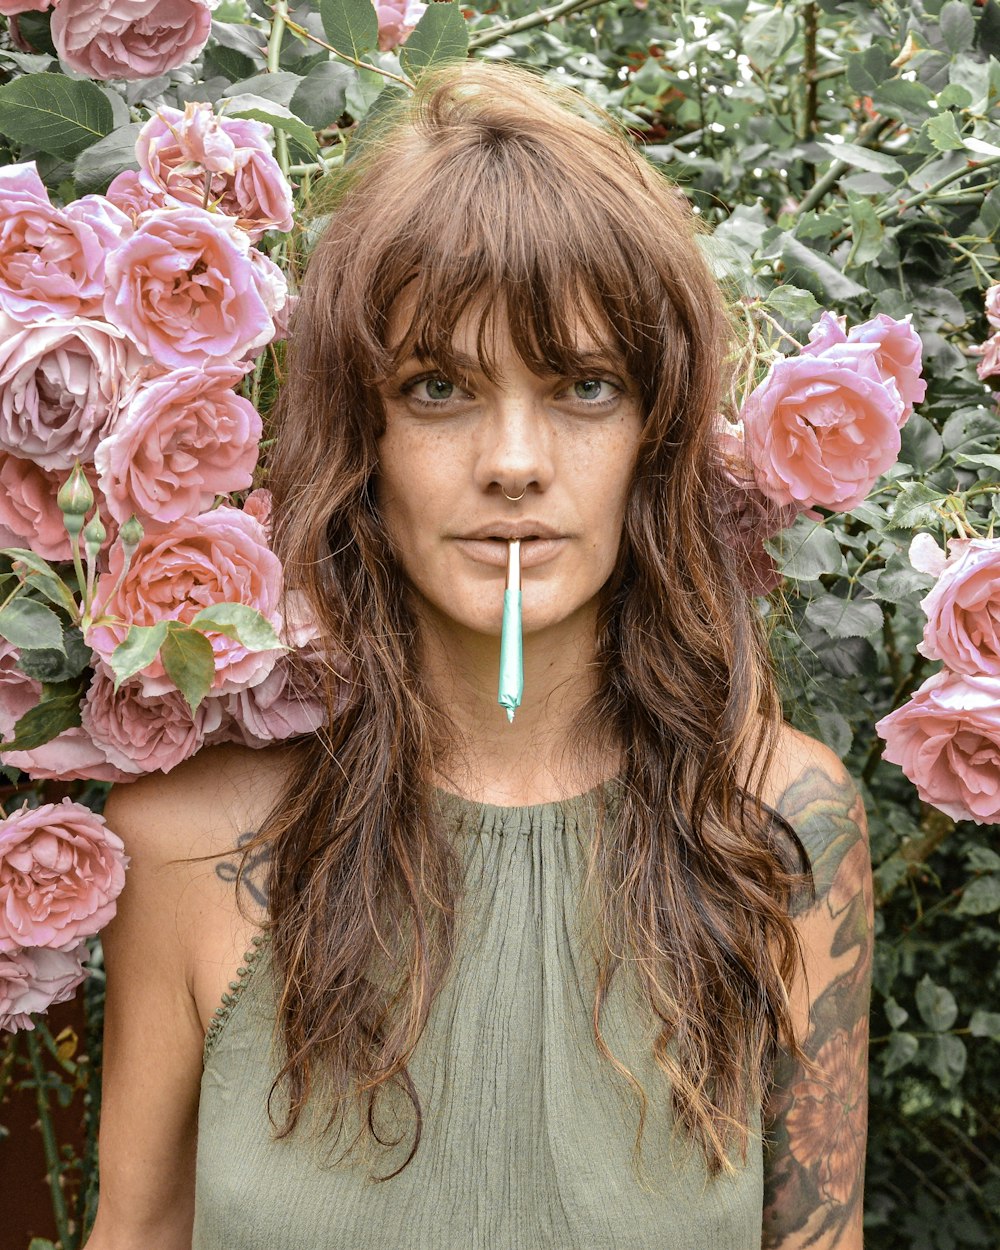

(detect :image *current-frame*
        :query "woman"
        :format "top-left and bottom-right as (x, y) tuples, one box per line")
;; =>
(85, 63), (872, 1250)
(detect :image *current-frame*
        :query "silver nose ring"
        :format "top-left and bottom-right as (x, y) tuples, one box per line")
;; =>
(501, 486), (527, 502)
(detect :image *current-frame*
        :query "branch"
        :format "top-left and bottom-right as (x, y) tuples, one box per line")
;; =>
(874, 804), (956, 906)
(281, 14), (414, 90)
(797, 114), (899, 214)
(268, 2), (291, 177)
(468, 0), (610, 51)
(876, 154), (1000, 223)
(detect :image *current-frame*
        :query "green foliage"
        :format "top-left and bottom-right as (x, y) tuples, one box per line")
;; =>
(0, 74), (115, 158)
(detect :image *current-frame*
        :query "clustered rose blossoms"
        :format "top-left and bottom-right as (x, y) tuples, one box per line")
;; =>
(876, 534), (1000, 826)
(0, 799), (128, 1031)
(0, 102), (325, 788)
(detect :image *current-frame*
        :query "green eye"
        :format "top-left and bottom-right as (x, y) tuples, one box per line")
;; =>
(574, 379), (609, 401)
(424, 378), (454, 400)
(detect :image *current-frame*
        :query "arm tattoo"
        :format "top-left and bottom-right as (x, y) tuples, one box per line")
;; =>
(214, 829), (271, 912)
(763, 765), (873, 1249)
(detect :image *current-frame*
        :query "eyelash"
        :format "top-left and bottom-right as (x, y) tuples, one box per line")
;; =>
(399, 373), (624, 411)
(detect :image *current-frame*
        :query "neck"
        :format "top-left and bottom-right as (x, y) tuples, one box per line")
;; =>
(417, 599), (615, 806)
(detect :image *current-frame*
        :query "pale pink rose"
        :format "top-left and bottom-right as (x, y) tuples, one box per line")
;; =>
(81, 663), (223, 774)
(105, 169), (172, 222)
(0, 454), (115, 562)
(248, 248), (291, 340)
(803, 311), (925, 424)
(908, 532), (947, 578)
(2, 727), (134, 783)
(87, 505), (284, 697)
(0, 164), (131, 320)
(137, 104), (294, 240)
(375, 0), (427, 50)
(0, 0), (52, 16)
(876, 671), (1000, 824)
(742, 344), (905, 513)
(713, 431), (798, 595)
(206, 654), (327, 748)
(242, 487), (272, 532)
(103, 207), (279, 368)
(95, 365), (261, 528)
(918, 538), (1000, 676)
(0, 641), (43, 743)
(0, 797), (128, 952)
(985, 283), (1000, 332)
(972, 331), (1000, 381)
(1, 944), (88, 1033)
(52, 0), (211, 81)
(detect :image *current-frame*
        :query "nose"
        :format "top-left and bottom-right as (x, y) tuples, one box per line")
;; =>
(474, 387), (555, 502)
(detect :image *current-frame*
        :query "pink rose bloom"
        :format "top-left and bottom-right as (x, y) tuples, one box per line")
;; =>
(918, 537), (1000, 676)
(81, 663), (223, 775)
(0, 454), (114, 562)
(105, 169), (172, 222)
(876, 671), (1000, 825)
(972, 331), (1000, 381)
(742, 344), (904, 513)
(985, 283), (1000, 332)
(206, 655), (327, 748)
(88, 505), (284, 697)
(0, 164), (131, 320)
(0, 641), (42, 742)
(0, 0), (51, 15)
(242, 487), (272, 532)
(52, 0), (211, 81)
(103, 207), (280, 368)
(375, 0), (427, 50)
(0, 312), (141, 471)
(803, 310), (926, 424)
(248, 248), (291, 342)
(714, 431), (798, 595)
(95, 364), (262, 528)
(2, 727), (135, 783)
(0, 797), (128, 952)
(136, 104), (294, 240)
(1, 944), (88, 1033)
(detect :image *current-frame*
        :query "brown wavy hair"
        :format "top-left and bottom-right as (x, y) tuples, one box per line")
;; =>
(242, 60), (807, 1182)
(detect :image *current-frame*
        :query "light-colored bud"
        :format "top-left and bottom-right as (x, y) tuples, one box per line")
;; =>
(57, 464), (94, 537)
(119, 515), (144, 552)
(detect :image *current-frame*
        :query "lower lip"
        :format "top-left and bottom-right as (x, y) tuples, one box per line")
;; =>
(454, 538), (566, 568)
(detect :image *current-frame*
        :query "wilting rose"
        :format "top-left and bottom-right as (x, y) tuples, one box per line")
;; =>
(375, 0), (427, 49)
(2, 727), (134, 783)
(52, 0), (212, 81)
(82, 664), (224, 775)
(0, 454), (114, 562)
(742, 345), (904, 513)
(1, 944), (88, 1033)
(876, 671), (1000, 824)
(105, 169), (170, 222)
(803, 311), (926, 423)
(0, 641), (42, 743)
(714, 431), (798, 595)
(973, 331), (1000, 381)
(88, 505), (284, 697)
(0, 164), (131, 319)
(0, 798), (128, 952)
(136, 104), (294, 240)
(918, 538), (1000, 676)
(95, 365), (262, 528)
(104, 207), (280, 368)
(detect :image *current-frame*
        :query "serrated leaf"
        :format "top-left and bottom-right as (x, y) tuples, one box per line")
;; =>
(0, 75), (114, 159)
(871, 79), (936, 126)
(815, 140), (904, 176)
(940, 0), (976, 55)
(190, 603), (283, 651)
(290, 61), (353, 129)
(0, 689), (81, 754)
(969, 1010), (1000, 1040)
(107, 621), (168, 690)
(3, 550), (79, 616)
(321, 0), (379, 63)
(222, 95), (319, 157)
(847, 46), (892, 96)
(805, 594), (884, 639)
(779, 235), (866, 301)
(223, 71), (303, 108)
(762, 285), (820, 323)
(73, 122), (143, 196)
(883, 1031), (919, 1076)
(956, 875), (1000, 915)
(766, 517), (846, 581)
(925, 111), (966, 152)
(160, 626), (215, 713)
(915, 975), (958, 1032)
(967, 847), (1000, 872)
(400, 2), (469, 76)
(0, 599), (65, 653)
(16, 628), (91, 683)
(887, 482), (946, 530)
(956, 453), (1000, 473)
(899, 414), (944, 470)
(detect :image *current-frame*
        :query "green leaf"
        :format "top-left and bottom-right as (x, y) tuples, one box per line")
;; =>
(813, 709), (852, 757)
(805, 594), (884, 639)
(871, 78), (937, 126)
(956, 453), (1000, 473)
(16, 627), (91, 683)
(321, 0), (380, 63)
(108, 621), (168, 690)
(884, 998), (909, 1030)
(223, 71), (303, 108)
(1, 548), (79, 616)
(956, 875), (1000, 915)
(73, 122), (143, 196)
(400, 2), (470, 77)
(160, 626), (216, 713)
(887, 481), (946, 530)
(0, 599), (65, 653)
(925, 111), (966, 152)
(915, 975), (958, 1032)
(222, 95), (319, 157)
(766, 517), (847, 581)
(814, 140), (904, 176)
(966, 847), (1000, 872)
(0, 74), (114, 159)
(779, 235), (866, 302)
(190, 603), (283, 651)
(762, 285), (820, 323)
(898, 414), (944, 470)
(742, 5), (799, 73)
(846, 191), (885, 267)
(883, 1031), (919, 1076)
(1, 688), (81, 754)
(846, 46), (893, 96)
(940, 0), (976, 55)
(969, 1010), (1000, 1040)
(927, 1034), (966, 1088)
(290, 61), (354, 129)
(204, 41), (256, 83)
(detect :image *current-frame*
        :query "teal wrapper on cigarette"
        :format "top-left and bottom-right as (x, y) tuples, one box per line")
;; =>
(498, 539), (523, 723)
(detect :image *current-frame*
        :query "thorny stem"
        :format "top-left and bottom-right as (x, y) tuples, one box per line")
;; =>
(281, 15), (414, 90)
(468, 0), (610, 50)
(875, 155), (1000, 224)
(750, 304), (805, 351)
(267, 2), (291, 178)
(27, 1027), (73, 1249)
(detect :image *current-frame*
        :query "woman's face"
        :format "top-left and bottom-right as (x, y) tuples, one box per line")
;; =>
(376, 303), (644, 641)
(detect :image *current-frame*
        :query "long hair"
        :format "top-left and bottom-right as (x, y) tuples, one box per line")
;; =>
(241, 61), (806, 1181)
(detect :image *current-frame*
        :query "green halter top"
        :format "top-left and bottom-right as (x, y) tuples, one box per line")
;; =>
(193, 788), (763, 1249)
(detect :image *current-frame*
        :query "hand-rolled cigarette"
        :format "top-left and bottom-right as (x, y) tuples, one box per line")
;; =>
(497, 539), (523, 724)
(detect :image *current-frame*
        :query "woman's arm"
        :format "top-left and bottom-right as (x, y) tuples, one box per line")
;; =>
(762, 734), (874, 1250)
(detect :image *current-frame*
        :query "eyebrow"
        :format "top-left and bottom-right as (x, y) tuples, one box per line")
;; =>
(398, 347), (626, 375)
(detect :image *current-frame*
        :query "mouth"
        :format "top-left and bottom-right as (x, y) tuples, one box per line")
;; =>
(453, 528), (566, 569)
(460, 522), (563, 541)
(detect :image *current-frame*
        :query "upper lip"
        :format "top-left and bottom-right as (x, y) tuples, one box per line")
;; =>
(459, 521), (564, 540)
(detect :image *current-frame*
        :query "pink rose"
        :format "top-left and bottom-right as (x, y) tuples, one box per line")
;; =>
(803, 311), (926, 424)
(0, 797), (128, 952)
(742, 344), (905, 513)
(985, 283), (1000, 332)
(52, 0), (211, 81)
(0, 164), (131, 320)
(1, 944), (88, 1033)
(206, 655), (327, 748)
(81, 663), (223, 774)
(0, 454), (114, 562)
(136, 104), (294, 240)
(95, 365), (262, 528)
(2, 727), (135, 783)
(972, 331), (1000, 381)
(242, 487), (272, 531)
(88, 505), (284, 697)
(105, 169), (172, 221)
(104, 207), (280, 368)
(375, 0), (427, 50)
(0, 0), (52, 16)
(918, 538), (1000, 676)
(0, 641), (42, 742)
(248, 248), (291, 342)
(876, 671), (1000, 825)
(714, 431), (798, 595)
(0, 313), (141, 472)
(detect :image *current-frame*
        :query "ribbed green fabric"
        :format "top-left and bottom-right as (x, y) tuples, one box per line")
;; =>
(193, 787), (763, 1249)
